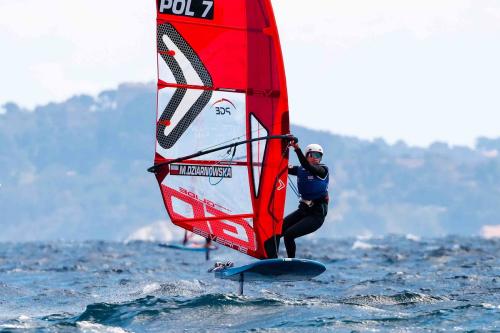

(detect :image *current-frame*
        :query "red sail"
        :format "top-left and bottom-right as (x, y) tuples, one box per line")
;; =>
(152, 0), (290, 259)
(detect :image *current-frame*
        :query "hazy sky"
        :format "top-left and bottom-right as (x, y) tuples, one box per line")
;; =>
(1, 0), (499, 147)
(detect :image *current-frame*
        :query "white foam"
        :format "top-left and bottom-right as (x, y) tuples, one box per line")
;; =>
(352, 240), (374, 250)
(142, 282), (161, 294)
(406, 234), (421, 241)
(0, 316), (33, 330)
(356, 231), (374, 240)
(0, 324), (32, 329)
(77, 321), (129, 333)
(482, 303), (500, 309)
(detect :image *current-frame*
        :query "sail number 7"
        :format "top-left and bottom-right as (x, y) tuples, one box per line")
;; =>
(158, 0), (215, 20)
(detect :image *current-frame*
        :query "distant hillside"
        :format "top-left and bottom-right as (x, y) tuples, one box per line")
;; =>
(1, 83), (499, 241)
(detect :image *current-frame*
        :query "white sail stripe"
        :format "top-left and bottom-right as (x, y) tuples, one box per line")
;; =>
(158, 53), (176, 83)
(162, 35), (203, 86)
(160, 34), (205, 137)
(161, 89), (204, 137)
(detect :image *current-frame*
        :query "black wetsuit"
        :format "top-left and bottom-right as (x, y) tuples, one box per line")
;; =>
(278, 148), (329, 258)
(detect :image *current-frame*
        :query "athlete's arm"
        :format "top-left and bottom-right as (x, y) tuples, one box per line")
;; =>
(288, 165), (298, 176)
(294, 148), (328, 178)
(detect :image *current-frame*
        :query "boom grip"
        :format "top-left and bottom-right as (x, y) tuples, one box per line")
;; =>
(285, 134), (298, 144)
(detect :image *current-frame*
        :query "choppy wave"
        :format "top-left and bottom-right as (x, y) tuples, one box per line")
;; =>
(77, 321), (130, 333)
(0, 236), (498, 332)
(340, 291), (445, 306)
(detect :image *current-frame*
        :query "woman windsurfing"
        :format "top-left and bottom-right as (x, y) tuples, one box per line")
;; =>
(276, 142), (330, 258)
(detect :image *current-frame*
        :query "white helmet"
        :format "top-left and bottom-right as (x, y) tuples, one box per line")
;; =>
(305, 144), (324, 156)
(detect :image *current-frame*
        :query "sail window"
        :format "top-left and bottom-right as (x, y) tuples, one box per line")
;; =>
(250, 114), (268, 196)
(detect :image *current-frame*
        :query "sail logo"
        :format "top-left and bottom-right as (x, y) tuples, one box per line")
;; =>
(211, 98), (236, 116)
(170, 164), (232, 178)
(156, 23), (213, 150)
(158, 0), (214, 20)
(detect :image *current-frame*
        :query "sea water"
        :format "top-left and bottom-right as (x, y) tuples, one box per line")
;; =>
(0, 236), (498, 332)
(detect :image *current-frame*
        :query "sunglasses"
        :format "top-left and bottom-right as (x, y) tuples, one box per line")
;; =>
(307, 152), (323, 159)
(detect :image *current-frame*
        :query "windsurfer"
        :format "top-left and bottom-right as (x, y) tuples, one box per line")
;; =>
(183, 231), (213, 249)
(274, 142), (330, 258)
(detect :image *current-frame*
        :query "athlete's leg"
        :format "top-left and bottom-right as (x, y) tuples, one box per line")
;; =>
(283, 213), (325, 258)
(264, 208), (305, 258)
(282, 208), (306, 234)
